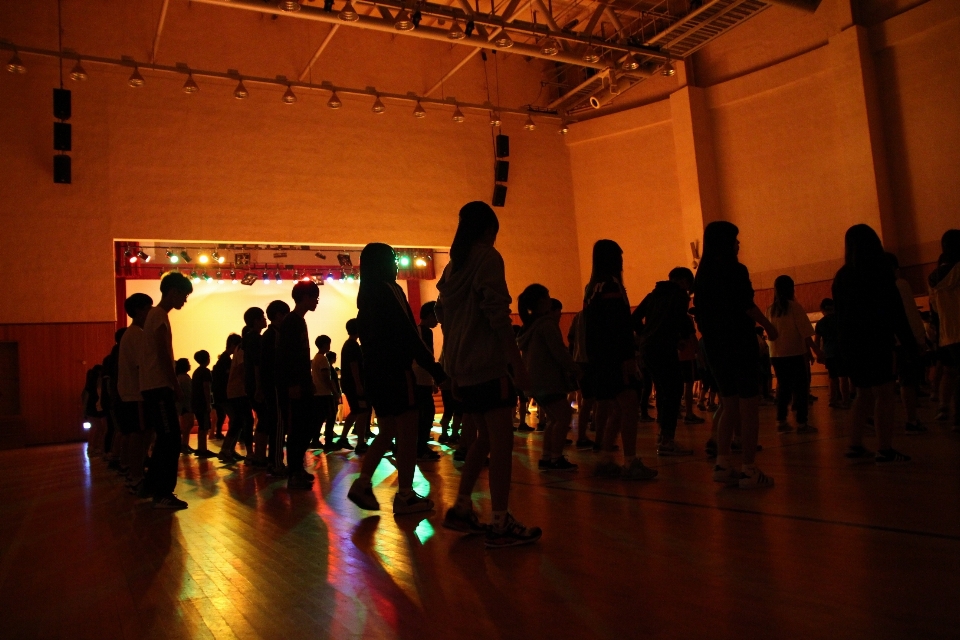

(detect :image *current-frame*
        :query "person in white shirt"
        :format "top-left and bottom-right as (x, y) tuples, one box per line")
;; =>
(765, 275), (823, 433)
(117, 293), (153, 494)
(140, 272), (192, 510)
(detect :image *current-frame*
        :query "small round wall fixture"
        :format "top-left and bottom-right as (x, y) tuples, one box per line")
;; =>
(5, 51), (26, 74)
(539, 37), (560, 56)
(234, 79), (249, 99)
(452, 106), (465, 123)
(524, 115), (536, 131)
(413, 101), (426, 118)
(661, 61), (676, 76)
(372, 95), (386, 113)
(282, 85), (298, 104)
(182, 73), (200, 94)
(69, 59), (88, 81)
(327, 91), (342, 109)
(128, 66), (145, 87)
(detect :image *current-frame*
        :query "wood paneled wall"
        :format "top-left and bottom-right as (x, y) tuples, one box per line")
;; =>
(0, 323), (116, 446)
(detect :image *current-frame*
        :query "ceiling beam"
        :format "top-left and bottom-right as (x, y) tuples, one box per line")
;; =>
(298, 24), (340, 81)
(150, 0), (171, 64)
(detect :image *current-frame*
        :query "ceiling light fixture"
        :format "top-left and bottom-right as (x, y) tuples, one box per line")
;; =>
(5, 51), (26, 74)
(230, 270), (238, 283)
(559, 121), (569, 135)
(234, 79), (249, 99)
(275, 270), (283, 284)
(493, 32), (514, 48)
(582, 48), (600, 64)
(413, 101), (426, 118)
(198, 252), (210, 264)
(128, 66), (145, 87)
(179, 250), (193, 263)
(524, 115), (536, 131)
(215, 270), (223, 283)
(69, 59), (87, 81)
(621, 56), (639, 71)
(539, 37), (560, 56)
(125, 249), (137, 264)
(338, 1), (359, 21)
(372, 95), (385, 113)
(137, 250), (151, 263)
(282, 85), (297, 104)
(327, 91), (342, 109)
(212, 251), (225, 264)
(278, 0), (301, 11)
(182, 73), (200, 94)
(394, 9), (414, 30)
(448, 20), (465, 40)
(452, 105), (465, 123)
(166, 250), (179, 263)
(661, 61), (676, 76)
(262, 271), (271, 284)
(490, 113), (501, 127)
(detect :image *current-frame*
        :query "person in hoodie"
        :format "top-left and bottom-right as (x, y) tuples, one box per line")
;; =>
(517, 284), (579, 472)
(928, 229), (960, 429)
(584, 239), (658, 481)
(346, 242), (447, 515)
(437, 201), (541, 549)
(632, 267), (696, 457)
(833, 224), (917, 463)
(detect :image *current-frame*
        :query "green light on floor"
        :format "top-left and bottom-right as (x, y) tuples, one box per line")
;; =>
(414, 519), (435, 544)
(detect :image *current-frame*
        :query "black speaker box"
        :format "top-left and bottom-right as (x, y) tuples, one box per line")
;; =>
(493, 184), (507, 207)
(54, 154), (71, 184)
(495, 134), (509, 158)
(495, 160), (509, 183)
(53, 88), (72, 121)
(54, 122), (72, 151)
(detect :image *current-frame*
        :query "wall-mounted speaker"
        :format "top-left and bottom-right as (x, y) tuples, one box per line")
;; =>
(54, 155), (71, 184)
(495, 160), (509, 183)
(495, 134), (509, 158)
(54, 122), (72, 151)
(493, 184), (507, 207)
(53, 89), (71, 121)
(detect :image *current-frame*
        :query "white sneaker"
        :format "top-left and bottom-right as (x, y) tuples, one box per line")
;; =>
(739, 467), (775, 489)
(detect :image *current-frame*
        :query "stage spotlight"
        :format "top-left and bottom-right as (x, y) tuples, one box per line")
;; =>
(275, 270), (283, 284)
(166, 250), (179, 263)
(323, 0), (334, 11)
(83, 421), (92, 430)
(180, 250), (192, 263)
(411, 9), (422, 27)
(234, 79), (249, 99)
(137, 250), (151, 263)
(338, 1), (359, 21)
(414, 256), (427, 268)
(190, 270), (200, 282)
(398, 254), (411, 268)
(182, 73), (200, 94)
(262, 271), (270, 284)
(216, 270), (223, 283)
(327, 91), (342, 109)
(203, 271), (212, 282)
(465, 20), (475, 37)
(337, 253), (353, 267)
(231, 270), (238, 283)
(198, 252), (210, 264)
(315, 252), (327, 259)
(326, 271), (335, 282)
(212, 251), (225, 264)
(282, 85), (297, 104)
(524, 115), (536, 131)
(125, 249), (137, 264)
(372, 95), (386, 113)
(452, 106), (465, 123)
(128, 67), (145, 87)
(70, 59), (88, 81)
(413, 101), (426, 118)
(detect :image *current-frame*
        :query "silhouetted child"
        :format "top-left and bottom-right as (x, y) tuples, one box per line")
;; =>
(192, 350), (216, 457)
(176, 358), (194, 453)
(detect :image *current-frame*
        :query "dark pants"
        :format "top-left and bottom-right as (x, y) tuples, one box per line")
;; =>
(647, 356), (683, 440)
(286, 394), (318, 475)
(224, 397), (254, 453)
(772, 355), (810, 424)
(316, 395), (337, 442)
(639, 368), (653, 415)
(212, 402), (227, 436)
(415, 385), (435, 454)
(262, 390), (285, 469)
(142, 387), (181, 499)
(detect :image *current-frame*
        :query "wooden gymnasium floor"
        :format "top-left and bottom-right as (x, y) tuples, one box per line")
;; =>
(1, 396), (959, 640)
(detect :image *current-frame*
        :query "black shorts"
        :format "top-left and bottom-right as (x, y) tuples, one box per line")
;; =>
(844, 348), (896, 389)
(702, 335), (759, 399)
(588, 362), (631, 401)
(195, 407), (211, 432)
(440, 387), (463, 415)
(895, 346), (923, 387)
(457, 376), (517, 414)
(367, 369), (418, 418)
(116, 400), (141, 434)
(680, 360), (697, 384)
(343, 389), (370, 414)
(824, 356), (845, 379)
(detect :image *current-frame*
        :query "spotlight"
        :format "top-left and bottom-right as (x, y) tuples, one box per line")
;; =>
(128, 66), (145, 87)
(661, 61), (676, 77)
(465, 20), (475, 37)
(293, 269), (301, 280)
(190, 270), (200, 282)
(621, 56), (639, 72)
(414, 256), (427, 268)
(326, 271), (335, 281)
(337, 253), (353, 267)
(262, 270), (271, 284)
(413, 101), (426, 118)
(234, 79), (249, 99)
(282, 85), (297, 104)
(216, 270), (223, 283)
(198, 252), (210, 264)
(327, 91), (342, 109)
(490, 113), (501, 127)
(452, 105), (465, 123)
(69, 59), (88, 81)
(372, 95), (386, 113)
(315, 252), (327, 259)
(212, 251), (225, 264)
(524, 115), (536, 131)
(394, 9), (414, 30)
(180, 250), (192, 263)
(398, 254), (411, 268)
(275, 270), (283, 284)
(448, 20), (465, 40)
(278, 0), (301, 11)
(125, 249), (137, 264)
(230, 270), (238, 283)
(137, 249), (151, 263)
(493, 31), (514, 48)
(338, 1), (359, 21)
(345, 270), (356, 281)
(582, 48), (600, 64)
(559, 121), (569, 135)
(83, 421), (92, 430)
(539, 37), (560, 56)
(5, 52), (26, 74)
(203, 271), (212, 282)
(182, 73), (200, 94)
(166, 250), (179, 263)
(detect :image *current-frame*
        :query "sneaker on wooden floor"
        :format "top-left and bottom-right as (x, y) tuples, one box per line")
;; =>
(657, 440), (694, 457)
(153, 494), (188, 509)
(875, 449), (911, 464)
(347, 479), (380, 510)
(393, 491), (434, 515)
(485, 513), (542, 549)
(621, 459), (658, 481)
(738, 467), (774, 489)
(541, 456), (578, 472)
(796, 423), (819, 434)
(443, 506), (487, 534)
(712, 464), (740, 484)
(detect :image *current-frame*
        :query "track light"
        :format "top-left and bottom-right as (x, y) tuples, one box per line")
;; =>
(182, 73), (200, 94)
(275, 270), (283, 284)
(262, 271), (270, 284)
(582, 48), (600, 64)
(539, 37), (560, 56)
(490, 113), (501, 127)
(395, 9), (414, 30)
(234, 79), (249, 99)
(5, 52), (26, 74)
(212, 251), (225, 264)
(180, 250), (192, 263)
(448, 20), (465, 40)
(125, 249), (137, 264)
(465, 20), (475, 37)
(524, 115), (536, 131)
(203, 271), (212, 282)
(215, 270), (223, 283)
(414, 257), (427, 268)
(137, 250), (151, 263)
(230, 270), (238, 283)
(621, 56), (639, 72)
(559, 121), (569, 135)
(278, 0), (301, 11)
(128, 67), (144, 87)
(190, 270), (200, 282)
(398, 255), (411, 268)
(661, 61), (676, 77)
(452, 106), (465, 123)
(413, 101), (426, 118)
(326, 92), (342, 109)
(338, 1), (359, 21)
(282, 85), (297, 104)
(69, 59), (88, 81)
(372, 95), (385, 113)
(493, 32), (514, 48)
(166, 250), (179, 263)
